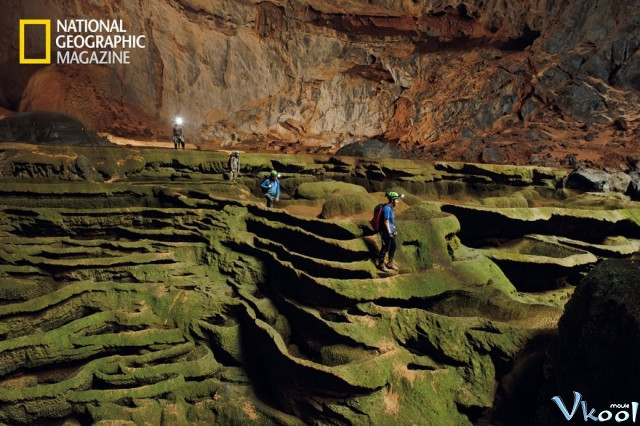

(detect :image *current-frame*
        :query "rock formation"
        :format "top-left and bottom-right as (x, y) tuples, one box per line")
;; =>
(2, 0), (640, 167)
(1, 144), (639, 424)
(535, 258), (640, 425)
(0, 112), (112, 146)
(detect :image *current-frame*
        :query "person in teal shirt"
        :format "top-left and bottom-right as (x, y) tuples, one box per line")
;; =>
(261, 170), (281, 207)
(377, 191), (403, 272)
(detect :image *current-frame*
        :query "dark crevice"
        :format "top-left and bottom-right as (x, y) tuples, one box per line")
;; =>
(254, 237), (372, 279)
(319, 310), (350, 323)
(345, 64), (395, 83)
(246, 204), (358, 240)
(457, 4), (473, 20)
(500, 26), (541, 51)
(415, 34), (539, 54)
(456, 402), (487, 425)
(309, 12), (421, 39)
(399, 336), (467, 368)
(380, 165), (415, 179)
(608, 64), (622, 85)
(374, 290), (476, 312)
(303, 8), (535, 53)
(441, 204), (640, 245)
(489, 333), (554, 425)
(491, 258), (592, 291)
(246, 218), (368, 263)
(407, 362), (438, 371)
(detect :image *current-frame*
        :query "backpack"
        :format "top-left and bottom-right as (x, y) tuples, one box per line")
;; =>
(370, 203), (385, 231)
(260, 177), (270, 193)
(226, 155), (232, 169)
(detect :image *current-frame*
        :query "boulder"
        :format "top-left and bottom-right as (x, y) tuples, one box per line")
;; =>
(335, 139), (402, 159)
(610, 171), (631, 193)
(320, 192), (377, 219)
(628, 171), (640, 200)
(74, 155), (103, 182)
(537, 259), (640, 422)
(481, 146), (506, 164)
(560, 153), (581, 168)
(565, 166), (611, 192)
(627, 155), (640, 170)
(295, 181), (367, 200)
(0, 112), (112, 146)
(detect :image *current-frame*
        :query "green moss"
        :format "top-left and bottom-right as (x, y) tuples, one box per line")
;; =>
(0, 275), (52, 302)
(318, 344), (373, 366)
(3, 145), (633, 425)
(95, 346), (219, 386)
(70, 375), (186, 403)
(497, 237), (587, 258)
(620, 208), (640, 224)
(296, 181), (367, 200)
(247, 216), (370, 258)
(320, 270), (465, 302)
(452, 256), (516, 294)
(398, 202), (450, 220)
(277, 175), (318, 195)
(320, 192), (377, 219)
(199, 322), (244, 364)
(480, 195), (530, 208)
(558, 191), (639, 210)
(389, 205), (461, 272)
(88, 400), (162, 425)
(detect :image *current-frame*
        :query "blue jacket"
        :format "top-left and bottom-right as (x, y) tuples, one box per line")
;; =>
(261, 177), (280, 198)
(382, 204), (395, 233)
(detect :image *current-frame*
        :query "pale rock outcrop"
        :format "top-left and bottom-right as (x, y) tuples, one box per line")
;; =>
(610, 171), (632, 193)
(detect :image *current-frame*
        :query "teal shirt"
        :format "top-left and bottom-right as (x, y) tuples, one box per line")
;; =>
(382, 204), (395, 233)
(261, 178), (280, 198)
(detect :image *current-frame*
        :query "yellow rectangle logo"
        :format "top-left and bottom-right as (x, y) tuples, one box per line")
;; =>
(19, 19), (51, 64)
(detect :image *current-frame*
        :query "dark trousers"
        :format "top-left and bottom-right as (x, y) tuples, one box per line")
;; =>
(265, 193), (275, 207)
(379, 231), (396, 263)
(173, 136), (185, 150)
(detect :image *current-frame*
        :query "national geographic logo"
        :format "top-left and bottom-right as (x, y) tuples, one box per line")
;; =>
(19, 18), (146, 65)
(19, 19), (51, 64)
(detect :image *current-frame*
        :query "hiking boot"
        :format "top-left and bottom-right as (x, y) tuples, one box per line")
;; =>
(385, 261), (399, 271)
(376, 260), (390, 272)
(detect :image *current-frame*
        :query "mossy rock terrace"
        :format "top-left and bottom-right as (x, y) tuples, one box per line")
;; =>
(0, 145), (639, 424)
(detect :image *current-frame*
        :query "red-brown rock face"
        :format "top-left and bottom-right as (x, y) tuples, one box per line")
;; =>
(2, 0), (640, 167)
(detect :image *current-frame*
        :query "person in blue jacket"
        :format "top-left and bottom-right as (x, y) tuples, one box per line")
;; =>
(376, 191), (403, 272)
(261, 170), (281, 207)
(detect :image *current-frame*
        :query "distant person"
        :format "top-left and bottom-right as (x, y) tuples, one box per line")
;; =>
(172, 119), (185, 150)
(228, 151), (240, 181)
(376, 191), (403, 272)
(261, 170), (281, 207)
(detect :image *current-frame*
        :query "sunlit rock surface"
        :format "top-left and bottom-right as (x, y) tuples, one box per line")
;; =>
(1, 144), (639, 424)
(2, 0), (640, 167)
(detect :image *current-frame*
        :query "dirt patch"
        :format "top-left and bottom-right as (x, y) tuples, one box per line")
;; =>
(383, 385), (400, 417)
